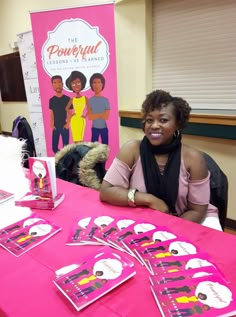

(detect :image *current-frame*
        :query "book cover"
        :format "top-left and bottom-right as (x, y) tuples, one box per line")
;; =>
(66, 216), (92, 246)
(122, 226), (177, 257)
(148, 253), (219, 276)
(0, 213), (44, 242)
(0, 188), (14, 205)
(107, 220), (157, 253)
(134, 238), (200, 273)
(0, 217), (61, 256)
(28, 157), (57, 199)
(151, 274), (236, 317)
(15, 192), (64, 210)
(81, 215), (115, 245)
(53, 246), (136, 311)
(149, 265), (222, 286)
(94, 217), (136, 250)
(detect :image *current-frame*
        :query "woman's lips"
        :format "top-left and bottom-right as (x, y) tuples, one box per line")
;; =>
(150, 132), (161, 139)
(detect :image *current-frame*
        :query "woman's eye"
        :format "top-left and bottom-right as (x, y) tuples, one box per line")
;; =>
(146, 118), (153, 124)
(160, 118), (168, 123)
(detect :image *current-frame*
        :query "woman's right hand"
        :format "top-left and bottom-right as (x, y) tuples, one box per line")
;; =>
(136, 192), (170, 213)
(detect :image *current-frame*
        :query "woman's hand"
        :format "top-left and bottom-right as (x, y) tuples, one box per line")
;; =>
(135, 192), (170, 213)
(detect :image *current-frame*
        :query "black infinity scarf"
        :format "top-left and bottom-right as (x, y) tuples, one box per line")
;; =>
(140, 136), (181, 214)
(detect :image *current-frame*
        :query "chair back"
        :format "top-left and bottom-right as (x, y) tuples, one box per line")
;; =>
(203, 152), (228, 230)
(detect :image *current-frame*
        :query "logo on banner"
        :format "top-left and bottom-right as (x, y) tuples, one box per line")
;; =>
(42, 19), (110, 91)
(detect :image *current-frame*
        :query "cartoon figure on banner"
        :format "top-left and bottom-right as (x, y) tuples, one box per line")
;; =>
(32, 160), (49, 197)
(88, 73), (110, 144)
(65, 71), (89, 143)
(49, 75), (71, 154)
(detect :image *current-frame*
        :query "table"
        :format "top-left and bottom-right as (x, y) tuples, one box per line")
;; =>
(1, 179), (236, 317)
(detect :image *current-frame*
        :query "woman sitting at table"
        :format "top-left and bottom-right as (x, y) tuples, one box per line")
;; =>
(99, 89), (220, 229)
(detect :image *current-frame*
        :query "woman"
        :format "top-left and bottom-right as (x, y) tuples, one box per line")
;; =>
(65, 71), (89, 142)
(100, 90), (220, 227)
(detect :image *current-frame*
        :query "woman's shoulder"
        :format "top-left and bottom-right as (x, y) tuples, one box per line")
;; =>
(117, 139), (140, 168)
(182, 143), (207, 175)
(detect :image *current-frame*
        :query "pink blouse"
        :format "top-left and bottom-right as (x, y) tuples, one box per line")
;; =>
(104, 156), (218, 217)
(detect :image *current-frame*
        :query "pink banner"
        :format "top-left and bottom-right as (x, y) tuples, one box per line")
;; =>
(30, 3), (118, 167)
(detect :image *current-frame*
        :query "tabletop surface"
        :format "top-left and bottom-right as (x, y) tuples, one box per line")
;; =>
(1, 179), (236, 317)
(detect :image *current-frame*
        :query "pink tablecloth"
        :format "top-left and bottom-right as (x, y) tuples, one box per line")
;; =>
(1, 179), (236, 317)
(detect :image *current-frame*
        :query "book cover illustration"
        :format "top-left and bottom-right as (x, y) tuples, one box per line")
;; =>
(15, 192), (64, 210)
(0, 217), (61, 256)
(94, 217), (136, 250)
(149, 265), (221, 286)
(107, 220), (157, 254)
(123, 226), (177, 258)
(53, 246), (136, 311)
(0, 213), (44, 242)
(66, 217), (92, 246)
(135, 238), (199, 273)
(0, 189), (14, 205)
(81, 215), (115, 245)
(29, 157), (56, 199)
(148, 253), (218, 276)
(151, 274), (236, 317)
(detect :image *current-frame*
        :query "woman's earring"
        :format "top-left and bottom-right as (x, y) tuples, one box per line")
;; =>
(174, 130), (180, 138)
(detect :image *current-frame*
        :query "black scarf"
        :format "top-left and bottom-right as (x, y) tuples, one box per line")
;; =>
(140, 136), (181, 215)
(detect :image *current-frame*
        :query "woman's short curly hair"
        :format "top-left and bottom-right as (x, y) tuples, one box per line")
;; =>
(141, 89), (191, 129)
(65, 71), (87, 91)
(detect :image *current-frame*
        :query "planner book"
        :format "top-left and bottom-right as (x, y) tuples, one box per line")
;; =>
(53, 246), (136, 311)
(148, 252), (219, 276)
(66, 216), (92, 245)
(151, 274), (236, 317)
(0, 216), (61, 256)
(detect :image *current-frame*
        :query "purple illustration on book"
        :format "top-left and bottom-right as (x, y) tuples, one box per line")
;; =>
(81, 215), (115, 244)
(148, 253), (218, 276)
(151, 274), (236, 317)
(66, 216), (92, 245)
(54, 246), (136, 311)
(0, 213), (43, 241)
(123, 226), (177, 257)
(108, 220), (156, 253)
(93, 217), (136, 251)
(0, 218), (61, 256)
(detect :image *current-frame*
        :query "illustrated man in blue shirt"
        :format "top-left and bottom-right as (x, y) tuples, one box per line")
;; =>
(88, 73), (110, 145)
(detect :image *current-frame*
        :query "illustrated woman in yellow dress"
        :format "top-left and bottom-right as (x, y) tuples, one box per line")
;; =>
(65, 71), (89, 142)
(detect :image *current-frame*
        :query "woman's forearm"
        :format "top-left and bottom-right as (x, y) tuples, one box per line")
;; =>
(180, 209), (207, 223)
(100, 187), (169, 212)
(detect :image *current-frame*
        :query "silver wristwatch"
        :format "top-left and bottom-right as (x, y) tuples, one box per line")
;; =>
(127, 188), (138, 207)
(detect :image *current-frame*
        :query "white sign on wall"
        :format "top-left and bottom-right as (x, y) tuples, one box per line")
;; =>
(17, 31), (47, 157)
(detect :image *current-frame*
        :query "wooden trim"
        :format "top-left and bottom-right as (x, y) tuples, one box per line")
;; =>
(119, 110), (236, 126)
(225, 218), (236, 231)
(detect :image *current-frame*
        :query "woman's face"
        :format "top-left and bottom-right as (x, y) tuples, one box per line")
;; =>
(143, 103), (178, 146)
(71, 78), (82, 93)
